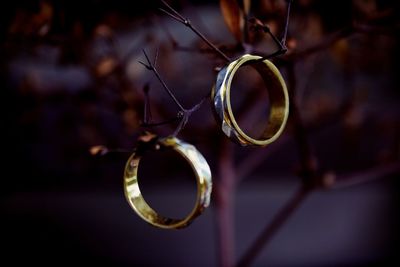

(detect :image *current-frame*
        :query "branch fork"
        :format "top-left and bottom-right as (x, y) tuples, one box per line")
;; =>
(139, 49), (206, 136)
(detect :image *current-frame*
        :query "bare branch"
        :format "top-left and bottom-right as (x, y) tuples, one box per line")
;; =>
(156, 15), (221, 55)
(139, 49), (209, 136)
(247, 0), (293, 60)
(248, 17), (288, 60)
(160, 0), (186, 22)
(172, 112), (188, 137)
(189, 91), (210, 112)
(159, 8), (186, 24)
(159, 0), (231, 62)
(140, 49), (185, 110)
(281, 0), (293, 45)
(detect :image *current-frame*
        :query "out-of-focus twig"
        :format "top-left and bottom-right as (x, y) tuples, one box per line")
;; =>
(332, 162), (400, 189)
(143, 83), (152, 124)
(287, 62), (320, 188)
(236, 136), (289, 182)
(288, 27), (354, 61)
(286, 21), (398, 62)
(236, 186), (309, 267)
(214, 139), (236, 267)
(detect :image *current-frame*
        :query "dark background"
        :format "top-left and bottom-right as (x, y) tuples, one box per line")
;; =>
(1, 0), (399, 266)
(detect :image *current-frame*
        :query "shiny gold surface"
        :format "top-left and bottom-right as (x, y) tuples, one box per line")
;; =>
(212, 54), (289, 146)
(123, 135), (212, 229)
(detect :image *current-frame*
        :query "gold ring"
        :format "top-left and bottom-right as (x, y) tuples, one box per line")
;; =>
(212, 54), (289, 146)
(123, 135), (212, 229)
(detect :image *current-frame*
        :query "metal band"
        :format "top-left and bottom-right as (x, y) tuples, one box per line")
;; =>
(212, 54), (289, 146)
(123, 135), (212, 229)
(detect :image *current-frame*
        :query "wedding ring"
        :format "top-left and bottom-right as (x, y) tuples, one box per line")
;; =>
(212, 54), (289, 146)
(123, 135), (212, 229)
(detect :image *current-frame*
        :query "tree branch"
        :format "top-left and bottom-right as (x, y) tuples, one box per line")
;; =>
(248, 17), (288, 60)
(247, 0), (293, 61)
(139, 49), (185, 110)
(287, 62), (319, 188)
(159, 0), (231, 62)
(139, 49), (208, 136)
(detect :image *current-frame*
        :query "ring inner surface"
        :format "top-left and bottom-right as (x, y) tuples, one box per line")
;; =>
(251, 60), (286, 140)
(230, 59), (286, 141)
(124, 143), (199, 227)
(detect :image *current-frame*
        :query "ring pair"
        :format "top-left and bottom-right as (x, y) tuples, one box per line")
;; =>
(124, 55), (289, 229)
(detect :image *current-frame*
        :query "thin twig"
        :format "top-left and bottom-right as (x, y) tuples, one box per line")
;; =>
(155, 12), (221, 56)
(281, 0), (293, 45)
(236, 186), (310, 267)
(139, 49), (185, 110)
(247, 0), (293, 61)
(254, 20), (397, 63)
(248, 17), (287, 60)
(139, 49), (209, 136)
(159, 0), (231, 62)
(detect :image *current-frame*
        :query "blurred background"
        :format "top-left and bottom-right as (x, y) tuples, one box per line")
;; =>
(1, 0), (399, 266)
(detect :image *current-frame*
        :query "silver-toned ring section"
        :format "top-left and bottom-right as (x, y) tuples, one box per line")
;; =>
(212, 54), (289, 146)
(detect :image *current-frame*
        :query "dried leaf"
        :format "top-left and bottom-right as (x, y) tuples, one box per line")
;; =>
(220, 0), (244, 42)
(94, 24), (113, 38)
(322, 172), (336, 188)
(96, 57), (118, 77)
(138, 132), (157, 143)
(330, 38), (350, 67)
(243, 0), (251, 16)
(353, 0), (377, 18)
(123, 109), (140, 134)
(90, 145), (109, 156)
